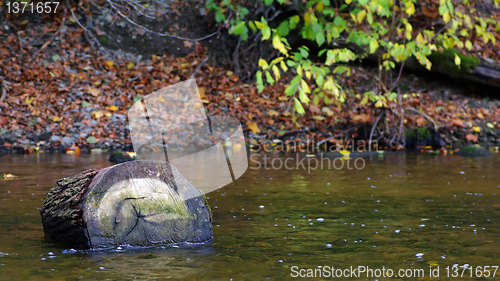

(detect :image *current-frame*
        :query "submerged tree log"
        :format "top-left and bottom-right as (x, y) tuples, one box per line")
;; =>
(40, 160), (213, 249)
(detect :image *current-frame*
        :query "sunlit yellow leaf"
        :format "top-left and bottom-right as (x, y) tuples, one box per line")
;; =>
(443, 10), (450, 23)
(472, 126), (481, 132)
(254, 21), (266, 29)
(280, 60), (288, 72)
(258, 59), (268, 70)
(316, 1), (324, 12)
(272, 35), (288, 55)
(272, 65), (281, 80)
(454, 53), (461, 68)
(104, 60), (114, 68)
(305, 71), (312, 80)
(300, 79), (311, 94)
(428, 261), (439, 267)
(406, 2), (415, 16)
(247, 122), (261, 134)
(108, 105), (119, 112)
(297, 65), (303, 76)
(126, 62), (135, 69)
(487, 123), (494, 129)
(25, 97), (34, 105)
(357, 10), (367, 24)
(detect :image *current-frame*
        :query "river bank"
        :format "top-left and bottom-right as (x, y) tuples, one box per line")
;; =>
(1, 23), (500, 155)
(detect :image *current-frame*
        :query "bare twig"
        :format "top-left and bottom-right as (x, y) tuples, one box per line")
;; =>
(373, 75), (389, 94)
(369, 111), (385, 150)
(32, 9), (68, 60)
(106, 0), (237, 42)
(189, 55), (209, 80)
(404, 107), (439, 131)
(0, 81), (8, 103)
(390, 60), (405, 91)
(316, 126), (359, 147)
(232, 37), (242, 76)
(66, 0), (106, 52)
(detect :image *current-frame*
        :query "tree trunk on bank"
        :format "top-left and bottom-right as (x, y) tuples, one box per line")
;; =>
(40, 160), (213, 249)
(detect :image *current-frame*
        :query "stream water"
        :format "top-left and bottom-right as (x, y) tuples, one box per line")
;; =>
(0, 152), (499, 280)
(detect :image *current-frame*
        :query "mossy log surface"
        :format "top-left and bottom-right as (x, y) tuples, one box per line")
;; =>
(40, 160), (213, 249)
(337, 40), (500, 89)
(405, 49), (500, 89)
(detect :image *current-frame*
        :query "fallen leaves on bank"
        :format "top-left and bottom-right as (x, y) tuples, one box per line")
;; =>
(0, 18), (499, 153)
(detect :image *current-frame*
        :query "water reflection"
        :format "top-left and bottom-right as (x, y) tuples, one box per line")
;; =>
(0, 152), (499, 280)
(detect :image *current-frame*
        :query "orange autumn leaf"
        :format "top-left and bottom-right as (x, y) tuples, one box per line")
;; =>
(465, 134), (478, 142)
(451, 119), (464, 127)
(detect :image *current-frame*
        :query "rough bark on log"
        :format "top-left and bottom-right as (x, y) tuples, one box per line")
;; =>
(40, 160), (213, 249)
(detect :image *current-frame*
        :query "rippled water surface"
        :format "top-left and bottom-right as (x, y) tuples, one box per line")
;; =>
(0, 153), (499, 280)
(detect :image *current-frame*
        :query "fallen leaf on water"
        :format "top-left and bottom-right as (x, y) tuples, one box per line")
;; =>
(247, 122), (261, 134)
(465, 134), (478, 142)
(4, 173), (17, 180)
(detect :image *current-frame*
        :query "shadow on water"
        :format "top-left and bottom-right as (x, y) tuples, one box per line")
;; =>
(0, 152), (499, 280)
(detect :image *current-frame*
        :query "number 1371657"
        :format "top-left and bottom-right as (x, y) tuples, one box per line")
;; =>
(6, 2), (59, 14)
